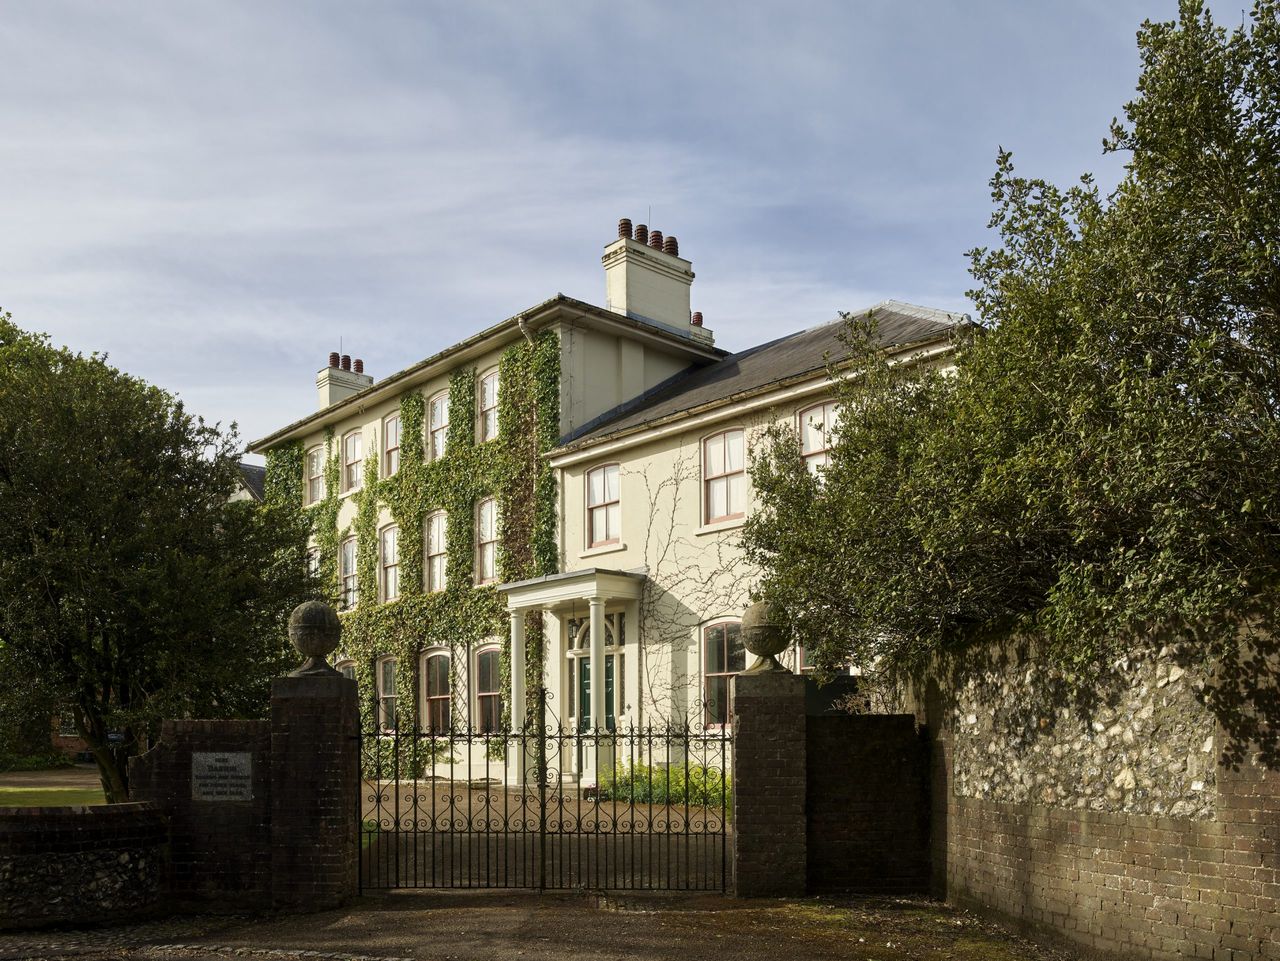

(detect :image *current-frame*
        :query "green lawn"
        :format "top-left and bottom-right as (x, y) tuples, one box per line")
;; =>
(0, 786), (106, 807)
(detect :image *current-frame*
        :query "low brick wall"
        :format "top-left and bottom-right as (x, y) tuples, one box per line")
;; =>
(129, 719), (272, 908)
(806, 714), (929, 893)
(912, 645), (1280, 961)
(0, 802), (167, 930)
(944, 776), (1280, 960)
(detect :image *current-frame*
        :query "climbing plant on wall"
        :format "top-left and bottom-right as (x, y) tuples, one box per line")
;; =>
(263, 329), (561, 729)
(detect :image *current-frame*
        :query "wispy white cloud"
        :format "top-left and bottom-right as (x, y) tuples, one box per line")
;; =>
(0, 0), (1218, 445)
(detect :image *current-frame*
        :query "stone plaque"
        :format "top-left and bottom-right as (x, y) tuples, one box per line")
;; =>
(191, 751), (253, 801)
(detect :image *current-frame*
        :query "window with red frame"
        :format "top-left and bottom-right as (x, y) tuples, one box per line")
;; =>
(703, 621), (745, 727)
(476, 648), (502, 733)
(428, 391), (449, 460)
(422, 652), (450, 733)
(799, 401), (840, 475)
(478, 370), (500, 442)
(586, 463), (621, 547)
(340, 537), (358, 610)
(702, 429), (746, 524)
(380, 525), (399, 602)
(377, 656), (397, 730)
(383, 413), (401, 476)
(342, 430), (363, 492)
(306, 446), (325, 504)
(475, 497), (498, 584)
(425, 511), (447, 592)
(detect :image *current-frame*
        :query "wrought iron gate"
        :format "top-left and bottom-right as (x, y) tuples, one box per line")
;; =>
(357, 712), (732, 891)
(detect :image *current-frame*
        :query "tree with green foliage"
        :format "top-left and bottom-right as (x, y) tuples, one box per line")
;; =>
(0, 314), (315, 802)
(744, 0), (1280, 682)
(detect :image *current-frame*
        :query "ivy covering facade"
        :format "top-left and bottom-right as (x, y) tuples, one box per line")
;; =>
(263, 330), (560, 729)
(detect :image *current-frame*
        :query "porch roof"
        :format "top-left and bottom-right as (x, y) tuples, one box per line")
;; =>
(498, 566), (647, 612)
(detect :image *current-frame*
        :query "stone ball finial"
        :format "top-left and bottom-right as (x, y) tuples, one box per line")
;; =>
(741, 599), (788, 672)
(287, 600), (342, 677)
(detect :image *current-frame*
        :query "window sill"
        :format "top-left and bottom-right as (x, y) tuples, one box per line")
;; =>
(339, 488), (361, 501)
(579, 542), (626, 559)
(694, 517), (745, 537)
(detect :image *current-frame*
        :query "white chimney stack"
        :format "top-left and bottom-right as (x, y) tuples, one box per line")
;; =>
(603, 218), (712, 345)
(316, 352), (373, 409)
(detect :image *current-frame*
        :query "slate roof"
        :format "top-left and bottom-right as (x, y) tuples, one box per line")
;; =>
(237, 462), (267, 501)
(558, 300), (965, 450)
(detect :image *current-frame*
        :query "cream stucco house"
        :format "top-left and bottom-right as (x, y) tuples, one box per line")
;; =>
(250, 219), (960, 774)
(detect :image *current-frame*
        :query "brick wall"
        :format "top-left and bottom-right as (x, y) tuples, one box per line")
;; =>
(269, 674), (359, 910)
(732, 671), (807, 897)
(0, 802), (167, 930)
(129, 719), (272, 908)
(806, 714), (929, 894)
(127, 673), (360, 914)
(913, 651), (1280, 961)
(733, 673), (931, 898)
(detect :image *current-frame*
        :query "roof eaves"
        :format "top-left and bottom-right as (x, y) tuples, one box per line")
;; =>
(553, 328), (960, 455)
(249, 294), (725, 452)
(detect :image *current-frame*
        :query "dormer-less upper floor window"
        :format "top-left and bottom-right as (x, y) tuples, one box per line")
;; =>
(799, 401), (840, 475)
(586, 463), (621, 548)
(702, 429), (746, 524)
(305, 446), (325, 505)
(429, 391), (450, 460)
(343, 430), (363, 493)
(476, 497), (498, 585)
(383, 413), (401, 477)
(479, 369), (500, 442)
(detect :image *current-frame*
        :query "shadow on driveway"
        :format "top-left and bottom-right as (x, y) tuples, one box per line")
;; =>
(0, 890), (1081, 961)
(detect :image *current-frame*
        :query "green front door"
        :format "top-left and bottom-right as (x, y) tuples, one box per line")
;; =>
(576, 654), (619, 732)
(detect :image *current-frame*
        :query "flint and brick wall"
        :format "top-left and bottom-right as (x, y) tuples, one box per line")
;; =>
(0, 802), (167, 930)
(914, 647), (1280, 961)
(806, 714), (929, 893)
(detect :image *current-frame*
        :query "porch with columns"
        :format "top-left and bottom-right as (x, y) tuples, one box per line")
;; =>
(498, 567), (646, 787)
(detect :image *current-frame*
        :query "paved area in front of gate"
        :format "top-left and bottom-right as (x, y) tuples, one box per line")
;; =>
(1, 890), (1081, 961)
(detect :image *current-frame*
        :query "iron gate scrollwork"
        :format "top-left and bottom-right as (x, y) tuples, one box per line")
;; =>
(357, 695), (732, 891)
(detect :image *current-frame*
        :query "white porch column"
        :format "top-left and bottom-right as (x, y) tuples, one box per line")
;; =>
(509, 608), (526, 729)
(588, 596), (606, 731)
(587, 595), (613, 786)
(624, 599), (642, 729)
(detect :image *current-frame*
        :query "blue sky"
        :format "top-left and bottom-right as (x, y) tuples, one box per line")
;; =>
(0, 1), (1227, 449)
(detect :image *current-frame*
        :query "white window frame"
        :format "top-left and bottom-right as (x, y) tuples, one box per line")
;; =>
(701, 428), (746, 525)
(478, 369), (500, 443)
(383, 413), (401, 477)
(474, 645), (502, 734)
(376, 656), (398, 731)
(585, 463), (621, 549)
(799, 401), (840, 475)
(475, 497), (498, 585)
(340, 536), (358, 610)
(420, 648), (451, 734)
(335, 658), (356, 681)
(425, 510), (447, 593)
(379, 524), (399, 603)
(305, 446), (325, 505)
(428, 390), (450, 461)
(342, 430), (363, 493)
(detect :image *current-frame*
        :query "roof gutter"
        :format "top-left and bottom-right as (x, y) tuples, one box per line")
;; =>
(546, 335), (958, 468)
(248, 294), (724, 453)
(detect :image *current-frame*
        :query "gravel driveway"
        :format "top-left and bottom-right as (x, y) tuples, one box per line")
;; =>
(0, 890), (1081, 961)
